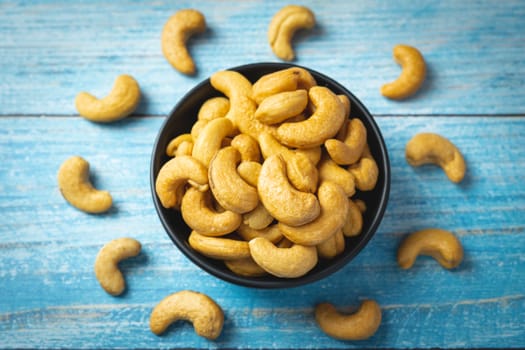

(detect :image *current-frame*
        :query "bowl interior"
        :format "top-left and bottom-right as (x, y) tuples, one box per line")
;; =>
(151, 62), (390, 288)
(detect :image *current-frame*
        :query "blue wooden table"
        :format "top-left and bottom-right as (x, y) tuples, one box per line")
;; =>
(1, 1), (524, 348)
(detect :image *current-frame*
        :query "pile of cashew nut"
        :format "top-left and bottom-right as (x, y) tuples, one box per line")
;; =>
(155, 66), (377, 280)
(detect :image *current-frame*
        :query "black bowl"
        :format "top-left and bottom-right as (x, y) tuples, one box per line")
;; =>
(151, 62), (390, 289)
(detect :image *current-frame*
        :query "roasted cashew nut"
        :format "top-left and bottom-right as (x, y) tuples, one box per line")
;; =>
(236, 161), (262, 188)
(381, 44), (426, 100)
(276, 86), (345, 148)
(181, 188), (242, 236)
(279, 181), (349, 246)
(188, 231), (251, 260)
(197, 97), (230, 121)
(252, 67), (316, 104)
(224, 257), (267, 277)
(325, 118), (367, 165)
(405, 132), (466, 183)
(258, 154), (320, 227)
(57, 156), (112, 214)
(166, 133), (193, 157)
(75, 75), (141, 123)
(161, 9), (206, 75)
(94, 237), (141, 296)
(231, 133), (261, 162)
(242, 203), (274, 230)
(192, 117), (235, 166)
(348, 145), (379, 191)
(248, 237), (318, 278)
(155, 155), (209, 208)
(268, 5), (316, 61)
(315, 300), (382, 340)
(255, 89), (308, 125)
(397, 228), (464, 269)
(342, 199), (363, 237)
(316, 230), (345, 259)
(237, 223), (283, 244)
(150, 290), (224, 340)
(318, 156), (356, 197)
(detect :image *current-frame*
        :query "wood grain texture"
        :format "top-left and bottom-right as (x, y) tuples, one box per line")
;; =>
(1, 116), (523, 348)
(0, 0), (524, 116)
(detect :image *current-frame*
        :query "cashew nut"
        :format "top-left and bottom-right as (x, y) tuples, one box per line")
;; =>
(405, 132), (466, 183)
(242, 203), (274, 230)
(166, 133), (193, 157)
(181, 188), (242, 236)
(57, 156), (112, 214)
(237, 223), (283, 244)
(316, 229), (345, 259)
(258, 154), (320, 227)
(189, 231), (251, 260)
(318, 156), (356, 197)
(315, 300), (382, 340)
(237, 161), (261, 188)
(150, 290), (223, 340)
(342, 199), (363, 237)
(192, 117), (235, 166)
(161, 9), (206, 75)
(231, 133), (261, 162)
(255, 89), (308, 125)
(94, 237), (141, 296)
(279, 181), (348, 246)
(268, 5), (316, 61)
(198, 97), (230, 121)
(348, 145), (379, 191)
(381, 44), (426, 100)
(224, 257), (267, 277)
(155, 155), (209, 209)
(325, 118), (367, 165)
(276, 86), (345, 148)
(397, 228), (464, 269)
(354, 199), (367, 213)
(248, 237), (318, 278)
(174, 140), (194, 157)
(75, 75), (141, 123)
(252, 67), (316, 104)
(209, 147), (259, 214)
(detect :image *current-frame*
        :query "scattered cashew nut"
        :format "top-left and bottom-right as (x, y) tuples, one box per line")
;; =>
(268, 5), (316, 61)
(315, 300), (382, 340)
(75, 74), (141, 123)
(405, 132), (466, 183)
(397, 228), (464, 269)
(161, 9), (206, 75)
(57, 156), (112, 214)
(94, 237), (141, 296)
(380, 44), (426, 100)
(150, 290), (224, 340)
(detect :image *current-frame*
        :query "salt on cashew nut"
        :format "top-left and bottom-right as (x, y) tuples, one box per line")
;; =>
(251, 67), (317, 104)
(188, 231), (251, 260)
(257, 154), (320, 227)
(255, 89), (308, 125)
(248, 237), (318, 278)
(149, 290), (224, 340)
(197, 97), (230, 121)
(405, 132), (466, 183)
(75, 75), (141, 123)
(397, 228), (464, 269)
(380, 44), (426, 100)
(268, 5), (316, 61)
(161, 9), (206, 75)
(315, 300), (382, 340)
(276, 86), (345, 148)
(57, 156), (112, 214)
(155, 155), (209, 209)
(325, 118), (367, 165)
(192, 117), (236, 167)
(279, 181), (349, 246)
(94, 237), (141, 296)
(181, 188), (242, 236)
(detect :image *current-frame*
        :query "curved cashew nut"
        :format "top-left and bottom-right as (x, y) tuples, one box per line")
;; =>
(237, 161), (261, 188)
(279, 181), (348, 246)
(381, 44), (426, 100)
(325, 118), (367, 165)
(316, 229), (345, 259)
(342, 199), (363, 237)
(209, 147), (259, 214)
(75, 75), (140, 123)
(248, 237), (318, 278)
(198, 97), (230, 121)
(150, 290), (224, 340)
(161, 9), (206, 75)
(258, 154), (320, 227)
(405, 132), (466, 183)
(94, 237), (141, 296)
(397, 228), (464, 269)
(318, 156), (356, 197)
(188, 231), (250, 260)
(348, 145), (379, 191)
(255, 89), (308, 125)
(276, 86), (345, 148)
(268, 5), (316, 61)
(315, 300), (382, 340)
(155, 155), (209, 209)
(192, 117), (235, 166)
(181, 188), (242, 236)
(252, 67), (316, 104)
(242, 203), (274, 230)
(166, 133), (193, 157)
(57, 156), (112, 214)
(231, 133), (261, 162)
(224, 257), (267, 277)
(237, 223), (283, 244)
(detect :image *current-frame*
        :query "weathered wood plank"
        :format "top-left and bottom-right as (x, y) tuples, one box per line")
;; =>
(0, 115), (523, 348)
(0, 0), (524, 116)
